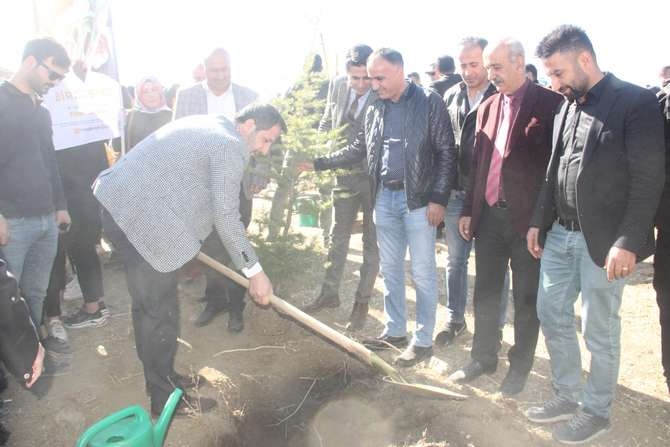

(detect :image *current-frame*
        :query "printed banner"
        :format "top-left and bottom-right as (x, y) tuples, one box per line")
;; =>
(34, 0), (123, 150)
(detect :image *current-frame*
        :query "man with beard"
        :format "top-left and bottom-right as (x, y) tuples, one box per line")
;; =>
(526, 25), (664, 444)
(0, 38), (71, 328)
(94, 103), (285, 416)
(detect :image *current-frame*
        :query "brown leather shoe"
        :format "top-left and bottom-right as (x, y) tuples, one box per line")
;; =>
(345, 302), (369, 331)
(302, 294), (340, 313)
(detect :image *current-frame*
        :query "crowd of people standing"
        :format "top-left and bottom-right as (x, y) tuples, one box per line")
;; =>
(0, 22), (668, 446)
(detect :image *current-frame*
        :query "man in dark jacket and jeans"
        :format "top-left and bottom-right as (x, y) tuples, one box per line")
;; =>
(436, 37), (499, 347)
(298, 48), (457, 367)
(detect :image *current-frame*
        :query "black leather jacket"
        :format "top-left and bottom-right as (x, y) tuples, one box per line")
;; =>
(314, 82), (456, 210)
(443, 81), (498, 191)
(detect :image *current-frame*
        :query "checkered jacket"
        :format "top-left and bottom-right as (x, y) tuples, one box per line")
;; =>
(93, 115), (258, 273)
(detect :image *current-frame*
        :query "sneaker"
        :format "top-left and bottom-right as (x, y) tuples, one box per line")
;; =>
(434, 321), (467, 346)
(552, 409), (610, 444)
(63, 307), (108, 329)
(63, 277), (83, 301)
(395, 343), (433, 367)
(47, 319), (68, 343)
(448, 360), (496, 383)
(526, 395), (579, 424)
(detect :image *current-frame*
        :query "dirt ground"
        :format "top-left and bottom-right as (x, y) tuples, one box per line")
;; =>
(4, 195), (670, 446)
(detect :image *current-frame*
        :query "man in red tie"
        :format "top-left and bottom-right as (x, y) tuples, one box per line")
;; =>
(449, 39), (562, 396)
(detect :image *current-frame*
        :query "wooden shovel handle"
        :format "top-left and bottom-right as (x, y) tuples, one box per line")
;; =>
(196, 252), (374, 365)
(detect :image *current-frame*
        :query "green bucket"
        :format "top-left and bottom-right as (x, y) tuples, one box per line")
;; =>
(295, 194), (320, 227)
(298, 213), (318, 227)
(75, 388), (183, 447)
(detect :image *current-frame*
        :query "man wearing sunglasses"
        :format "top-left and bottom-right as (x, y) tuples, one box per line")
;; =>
(0, 38), (71, 328)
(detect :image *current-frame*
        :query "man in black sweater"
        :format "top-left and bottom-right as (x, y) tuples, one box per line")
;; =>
(0, 38), (71, 327)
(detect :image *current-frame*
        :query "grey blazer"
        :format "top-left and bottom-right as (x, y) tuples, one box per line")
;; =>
(319, 75), (377, 134)
(93, 115), (258, 273)
(173, 83), (258, 120)
(318, 76), (377, 176)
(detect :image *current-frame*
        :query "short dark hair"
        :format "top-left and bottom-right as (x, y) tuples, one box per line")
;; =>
(345, 44), (373, 70)
(437, 55), (455, 74)
(22, 38), (71, 69)
(459, 37), (488, 52)
(235, 103), (287, 133)
(535, 25), (595, 60)
(371, 48), (404, 67)
(525, 63), (538, 78)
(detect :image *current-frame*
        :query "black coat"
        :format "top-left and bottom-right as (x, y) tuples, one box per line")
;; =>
(531, 74), (665, 265)
(444, 82), (498, 191)
(655, 87), (670, 231)
(0, 258), (39, 383)
(314, 82), (457, 210)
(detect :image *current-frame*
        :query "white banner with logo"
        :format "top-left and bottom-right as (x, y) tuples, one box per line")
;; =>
(34, 0), (123, 150)
(43, 71), (122, 150)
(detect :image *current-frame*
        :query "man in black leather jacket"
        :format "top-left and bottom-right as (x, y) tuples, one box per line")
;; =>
(435, 37), (499, 347)
(299, 48), (457, 367)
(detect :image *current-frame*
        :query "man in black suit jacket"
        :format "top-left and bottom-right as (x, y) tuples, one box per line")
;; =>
(525, 25), (665, 445)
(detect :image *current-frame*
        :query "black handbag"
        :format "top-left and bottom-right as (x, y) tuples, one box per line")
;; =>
(0, 258), (39, 383)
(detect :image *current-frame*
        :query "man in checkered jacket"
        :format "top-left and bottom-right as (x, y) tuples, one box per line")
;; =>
(93, 103), (286, 415)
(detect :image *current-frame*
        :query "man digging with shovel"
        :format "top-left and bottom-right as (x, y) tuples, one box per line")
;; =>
(92, 103), (286, 416)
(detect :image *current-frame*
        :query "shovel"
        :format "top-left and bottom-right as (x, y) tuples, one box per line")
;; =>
(197, 252), (466, 400)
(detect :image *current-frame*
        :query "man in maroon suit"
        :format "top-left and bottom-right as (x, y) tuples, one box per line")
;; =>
(449, 38), (562, 396)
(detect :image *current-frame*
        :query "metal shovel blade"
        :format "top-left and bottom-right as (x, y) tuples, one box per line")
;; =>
(383, 377), (467, 400)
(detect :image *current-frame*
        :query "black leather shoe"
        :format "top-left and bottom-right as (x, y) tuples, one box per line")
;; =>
(448, 360), (496, 383)
(227, 308), (244, 333)
(194, 301), (227, 327)
(362, 334), (408, 351)
(302, 294), (340, 313)
(500, 369), (529, 396)
(395, 343), (433, 367)
(171, 372), (209, 390)
(151, 393), (217, 417)
(345, 302), (369, 331)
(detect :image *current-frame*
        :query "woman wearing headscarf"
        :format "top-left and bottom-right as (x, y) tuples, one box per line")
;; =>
(125, 76), (172, 150)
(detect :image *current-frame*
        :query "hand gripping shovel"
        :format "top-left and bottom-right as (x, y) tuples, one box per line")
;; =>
(197, 252), (466, 400)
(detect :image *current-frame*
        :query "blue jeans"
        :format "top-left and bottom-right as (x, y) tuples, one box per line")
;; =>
(373, 188), (438, 347)
(443, 190), (509, 326)
(538, 222), (625, 418)
(1, 214), (58, 325)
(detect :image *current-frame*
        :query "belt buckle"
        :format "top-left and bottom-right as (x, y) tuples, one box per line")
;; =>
(385, 180), (403, 191)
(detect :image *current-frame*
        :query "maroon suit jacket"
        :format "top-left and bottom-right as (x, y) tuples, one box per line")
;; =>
(462, 82), (562, 238)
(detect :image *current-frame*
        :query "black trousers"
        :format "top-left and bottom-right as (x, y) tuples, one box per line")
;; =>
(471, 205), (540, 374)
(44, 144), (106, 318)
(654, 228), (670, 386)
(102, 211), (179, 409)
(201, 190), (252, 313)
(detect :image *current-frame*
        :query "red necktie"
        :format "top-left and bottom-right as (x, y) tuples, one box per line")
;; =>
(485, 97), (513, 206)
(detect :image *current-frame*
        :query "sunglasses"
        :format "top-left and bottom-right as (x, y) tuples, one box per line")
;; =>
(39, 61), (65, 81)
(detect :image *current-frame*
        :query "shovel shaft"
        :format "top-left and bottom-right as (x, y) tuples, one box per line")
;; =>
(197, 252), (381, 368)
